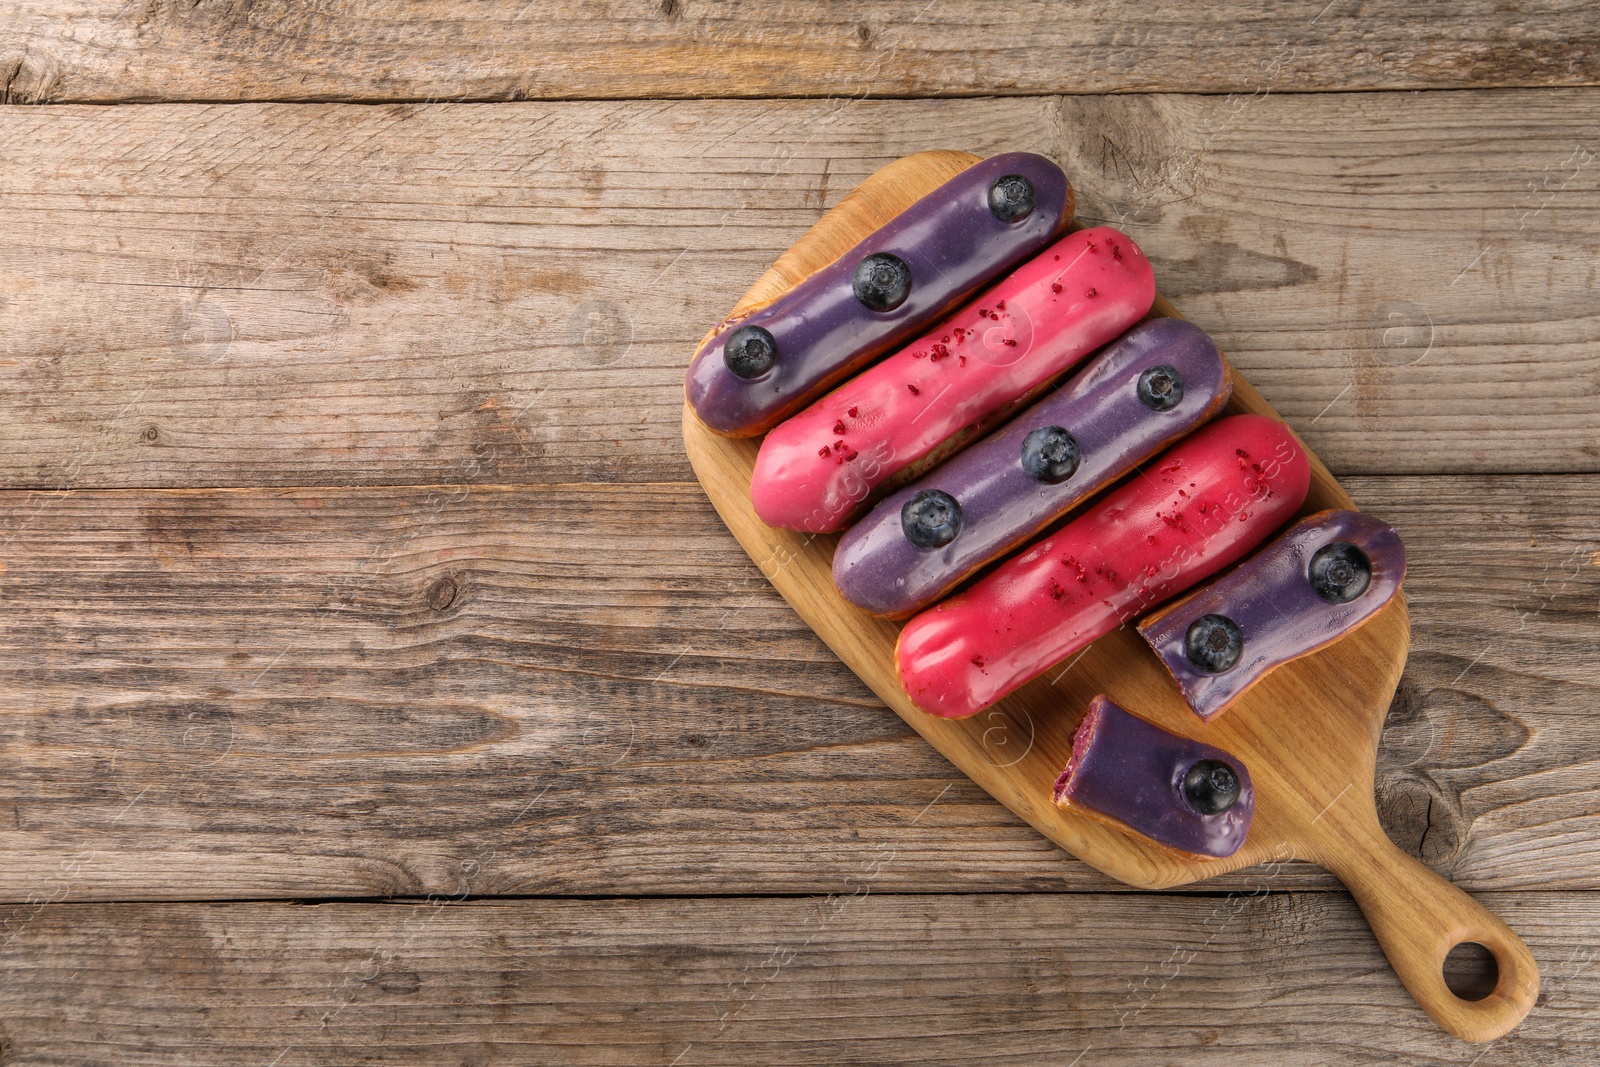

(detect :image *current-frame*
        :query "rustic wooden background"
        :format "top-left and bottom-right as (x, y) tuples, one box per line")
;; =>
(1, 2), (1597, 1064)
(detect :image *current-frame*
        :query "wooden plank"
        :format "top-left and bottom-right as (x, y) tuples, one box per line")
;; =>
(1058, 92), (1600, 480)
(1, 893), (1596, 1064)
(2, 93), (1597, 489)
(5, 1), (1597, 104)
(0, 475), (1593, 902)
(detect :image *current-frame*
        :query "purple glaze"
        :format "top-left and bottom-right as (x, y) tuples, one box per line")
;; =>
(832, 318), (1231, 618)
(685, 152), (1072, 436)
(1137, 508), (1406, 721)
(1053, 695), (1254, 858)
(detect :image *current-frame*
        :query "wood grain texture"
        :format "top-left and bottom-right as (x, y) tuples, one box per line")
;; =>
(0, 1), (1591, 1053)
(1, 894), (1596, 1066)
(4, 0), (1597, 104)
(1, 92), (1598, 489)
(0, 476), (1592, 902)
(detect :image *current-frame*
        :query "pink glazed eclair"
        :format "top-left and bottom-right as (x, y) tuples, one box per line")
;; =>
(749, 226), (1156, 533)
(895, 414), (1312, 719)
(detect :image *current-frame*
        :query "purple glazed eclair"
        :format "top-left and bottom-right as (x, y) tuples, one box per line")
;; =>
(1137, 508), (1406, 722)
(685, 152), (1073, 437)
(1054, 695), (1254, 859)
(832, 317), (1232, 618)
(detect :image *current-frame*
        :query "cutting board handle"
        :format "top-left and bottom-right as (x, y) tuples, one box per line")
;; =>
(1312, 817), (1539, 1041)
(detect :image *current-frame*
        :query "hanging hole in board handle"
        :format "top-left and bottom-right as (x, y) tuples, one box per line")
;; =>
(1444, 941), (1499, 1002)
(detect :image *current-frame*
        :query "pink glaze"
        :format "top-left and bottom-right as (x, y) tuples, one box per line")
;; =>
(749, 226), (1156, 533)
(895, 415), (1311, 719)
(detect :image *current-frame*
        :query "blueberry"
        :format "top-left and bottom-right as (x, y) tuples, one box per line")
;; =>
(1309, 541), (1372, 603)
(1137, 365), (1185, 411)
(723, 324), (777, 379)
(1184, 614), (1244, 673)
(901, 489), (961, 548)
(1182, 759), (1241, 815)
(988, 174), (1036, 223)
(852, 253), (912, 312)
(1020, 425), (1081, 484)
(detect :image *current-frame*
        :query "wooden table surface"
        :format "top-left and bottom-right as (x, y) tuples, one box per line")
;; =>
(1, 3), (1597, 1064)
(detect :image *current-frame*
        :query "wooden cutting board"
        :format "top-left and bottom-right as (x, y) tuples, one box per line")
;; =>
(681, 149), (1538, 1042)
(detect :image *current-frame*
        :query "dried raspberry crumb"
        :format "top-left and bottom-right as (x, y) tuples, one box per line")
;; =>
(995, 300), (1006, 311)
(833, 440), (846, 452)
(930, 342), (950, 361)
(907, 383), (920, 395)
(1086, 241), (1097, 251)
(977, 308), (990, 318)
(832, 419), (846, 435)
(1111, 244), (1123, 261)
(1086, 287), (1097, 297)
(958, 355), (966, 366)
(1004, 339), (1017, 347)
(971, 654), (987, 669)
(844, 449), (858, 462)
(847, 406), (859, 418)
(817, 446), (830, 458)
